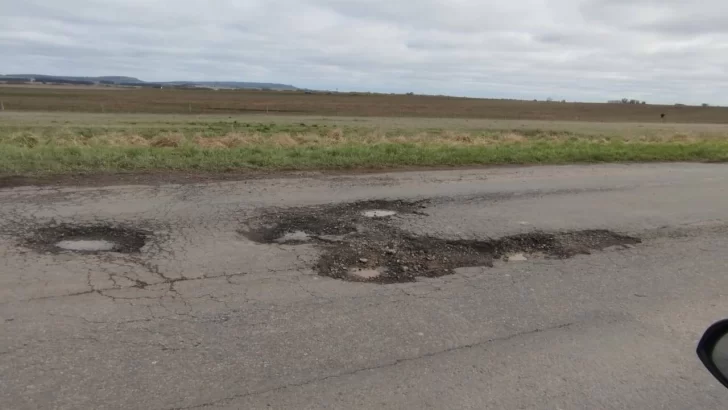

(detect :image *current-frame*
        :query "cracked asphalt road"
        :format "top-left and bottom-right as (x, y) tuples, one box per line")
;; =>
(2, 163), (728, 409)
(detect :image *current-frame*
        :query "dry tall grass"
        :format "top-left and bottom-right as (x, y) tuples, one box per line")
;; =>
(2, 128), (723, 150)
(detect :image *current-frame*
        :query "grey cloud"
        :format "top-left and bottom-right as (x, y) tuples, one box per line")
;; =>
(2, 0), (728, 104)
(581, 0), (728, 35)
(637, 14), (728, 36)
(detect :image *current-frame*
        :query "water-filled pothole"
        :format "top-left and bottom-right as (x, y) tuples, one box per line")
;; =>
(241, 199), (641, 283)
(362, 210), (397, 218)
(56, 239), (117, 251)
(274, 231), (311, 244)
(25, 224), (149, 254)
(348, 267), (386, 280)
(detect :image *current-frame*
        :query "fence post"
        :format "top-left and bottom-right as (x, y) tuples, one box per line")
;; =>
(188, 103), (192, 113)
(0, 101), (4, 111)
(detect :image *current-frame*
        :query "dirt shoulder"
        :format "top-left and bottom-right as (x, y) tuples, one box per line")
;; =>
(0, 170), (287, 189)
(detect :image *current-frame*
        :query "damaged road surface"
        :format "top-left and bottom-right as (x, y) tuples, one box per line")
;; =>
(2, 164), (728, 410)
(241, 201), (640, 282)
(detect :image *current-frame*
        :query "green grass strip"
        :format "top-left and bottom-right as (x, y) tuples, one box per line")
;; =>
(1, 141), (727, 175)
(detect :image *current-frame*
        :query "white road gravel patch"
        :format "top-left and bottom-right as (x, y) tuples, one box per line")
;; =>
(348, 267), (385, 279)
(362, 210), (397, 218)
(56, 239), (116, 251)
(274, 231), (311, 243)
(507, 253), (528, 262)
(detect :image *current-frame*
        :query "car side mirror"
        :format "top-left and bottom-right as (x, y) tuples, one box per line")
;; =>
(697, 319), (728, 389)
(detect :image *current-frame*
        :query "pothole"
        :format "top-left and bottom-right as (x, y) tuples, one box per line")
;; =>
(239, 199), (426, 244)
(24, 224), (149, 254)
(241, 199), (641, 284)
(318, 230), (640, 283)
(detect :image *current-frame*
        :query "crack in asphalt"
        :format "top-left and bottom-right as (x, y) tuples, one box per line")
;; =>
(27, 289), (98, 301)
(167, 321), (576, 410)
(19, 268), (287, 303)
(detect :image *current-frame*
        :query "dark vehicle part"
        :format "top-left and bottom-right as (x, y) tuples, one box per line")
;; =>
(697, 319), (728, 389)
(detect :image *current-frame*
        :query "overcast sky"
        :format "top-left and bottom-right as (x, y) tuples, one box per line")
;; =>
(2, 0), (728, 104)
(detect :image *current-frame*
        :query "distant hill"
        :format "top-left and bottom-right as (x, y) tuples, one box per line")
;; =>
(97, 76), (144, 83)
(0, 75), (297, 90)
(4, 74), (143, 83)
(162, 81), (298, 91)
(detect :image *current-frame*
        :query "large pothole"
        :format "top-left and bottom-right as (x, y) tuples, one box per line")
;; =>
(239, 199), (426, 244)
(241, 199), (641, 283)
(25, 224), (149, 254)
(317, 230), (639, 283)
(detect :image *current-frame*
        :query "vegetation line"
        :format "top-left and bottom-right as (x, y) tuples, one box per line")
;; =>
(2, 117), (727, 175)
(1, 138), (726, 176)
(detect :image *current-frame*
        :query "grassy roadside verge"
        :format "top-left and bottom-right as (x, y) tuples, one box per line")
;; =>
(2, 116), (728, 175)
(2, 135), (727, 175)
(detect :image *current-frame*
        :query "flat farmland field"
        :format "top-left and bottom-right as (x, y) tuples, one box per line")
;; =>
(2, 85), (728, 122)
(2, 86), (728, 181)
